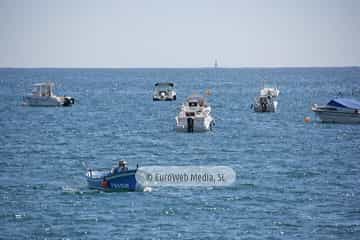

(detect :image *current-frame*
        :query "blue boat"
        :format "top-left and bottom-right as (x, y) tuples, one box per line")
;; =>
(86, 161), (143, 192)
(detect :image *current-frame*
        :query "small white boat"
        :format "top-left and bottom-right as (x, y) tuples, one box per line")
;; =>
(175, 95), (214, 132)
(23, 82), (75, 107)
(312, 98), (360, 123)
(253, 87), (280, 112)
(153, 82), (176, 101)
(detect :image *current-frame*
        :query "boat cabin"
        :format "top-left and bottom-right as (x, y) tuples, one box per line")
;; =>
(259, 95), (271, 102)
(186, 95), (208, 108)
(32, 82), (54, 97)
(260, 87), (279, 97)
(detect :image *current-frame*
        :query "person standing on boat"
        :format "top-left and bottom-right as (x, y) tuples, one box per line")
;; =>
(111, 160), (128, 174)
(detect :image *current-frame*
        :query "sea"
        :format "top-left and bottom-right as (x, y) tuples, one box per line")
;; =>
(0, 67), (359, 239)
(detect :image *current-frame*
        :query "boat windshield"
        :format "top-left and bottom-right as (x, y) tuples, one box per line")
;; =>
(87, 169), (109, 178)
(32, 83), (54, 97)
(187, 95), (207, 107)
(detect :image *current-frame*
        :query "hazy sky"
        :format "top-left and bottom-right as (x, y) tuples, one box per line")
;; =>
(0, 0), (359, 68)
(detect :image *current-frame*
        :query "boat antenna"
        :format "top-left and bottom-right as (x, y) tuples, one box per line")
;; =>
(81, 161), (90, 170)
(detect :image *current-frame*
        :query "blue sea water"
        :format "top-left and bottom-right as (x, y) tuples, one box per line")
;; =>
(0, 67), (359, 239)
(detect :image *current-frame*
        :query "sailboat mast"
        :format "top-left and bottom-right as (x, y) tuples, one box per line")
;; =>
(214, 59), (218, 68)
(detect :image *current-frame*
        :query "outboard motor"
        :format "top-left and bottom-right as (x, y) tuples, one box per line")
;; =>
(63, 96), (75, 106)
(187, 118), (194, 132)
(63, 97), (71, 106)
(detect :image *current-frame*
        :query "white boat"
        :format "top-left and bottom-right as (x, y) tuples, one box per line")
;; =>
(175, 95), (215, 132)
(23, 82), (75, 107)
(253, 87), (280, 112)
(153, 82), (176, 101)
(312, 98), (360, 123)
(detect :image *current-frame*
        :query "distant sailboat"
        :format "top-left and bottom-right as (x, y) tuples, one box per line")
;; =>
(214, 60), (218, 68)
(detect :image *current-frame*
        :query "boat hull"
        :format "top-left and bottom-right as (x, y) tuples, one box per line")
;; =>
(254, 100), (278, 112)
(176, 116), (214, 132)
(153, 96), (176, 101)
(153, 91), (176, 101)
(23, 96), (74, 107)
(312, 108), (360, 123)
(86, 169), (143, 192)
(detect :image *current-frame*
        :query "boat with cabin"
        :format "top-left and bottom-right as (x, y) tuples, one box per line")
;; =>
(312, 98), (360, 123)
(175, 95), (215, 132)
(253, 86), (280, 112)
(153, 82), (176, 101)
(23, 82), (75, 107)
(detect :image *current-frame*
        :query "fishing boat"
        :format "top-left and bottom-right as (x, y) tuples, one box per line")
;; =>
(312, 98), (360, 123)
(86, 160), (143, 192)
(153, 82), (176, 101)
(23, 82), (75, 106)
(175, 95), (215, 132)
(253, 86), (280, 112)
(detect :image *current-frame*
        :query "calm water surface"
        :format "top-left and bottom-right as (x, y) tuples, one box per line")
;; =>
(0, 68), (359, 239)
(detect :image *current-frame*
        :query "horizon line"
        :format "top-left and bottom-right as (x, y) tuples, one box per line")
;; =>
(0, 65), (359, 70)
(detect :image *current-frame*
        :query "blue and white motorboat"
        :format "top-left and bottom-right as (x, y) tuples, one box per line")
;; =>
(312, 98), (360, 123)
(86, 160), (143, 192)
